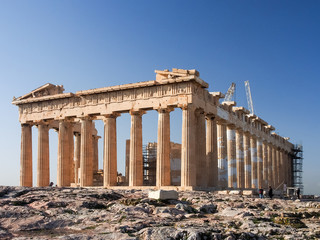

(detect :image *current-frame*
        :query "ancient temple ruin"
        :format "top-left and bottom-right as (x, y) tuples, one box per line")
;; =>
(12, 68), (295, 190)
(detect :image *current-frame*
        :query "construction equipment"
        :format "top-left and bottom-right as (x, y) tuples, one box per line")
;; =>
(223, 82), (236, 102)
(244, 80), (254, 115)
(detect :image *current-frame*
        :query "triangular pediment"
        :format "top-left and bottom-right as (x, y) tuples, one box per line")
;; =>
(15, 83), (64, 101)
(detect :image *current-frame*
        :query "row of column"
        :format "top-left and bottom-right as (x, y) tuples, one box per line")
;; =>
(216, 122), (292, 189)
(20, 105), (293, 189)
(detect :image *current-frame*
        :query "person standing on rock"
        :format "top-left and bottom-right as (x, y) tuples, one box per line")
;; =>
(268, 186), (273, 199)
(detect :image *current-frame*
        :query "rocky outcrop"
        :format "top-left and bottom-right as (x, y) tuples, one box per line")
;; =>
(0, 186), (319, 239)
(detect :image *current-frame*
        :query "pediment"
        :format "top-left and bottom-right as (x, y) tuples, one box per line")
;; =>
(15, 83), (64, 101)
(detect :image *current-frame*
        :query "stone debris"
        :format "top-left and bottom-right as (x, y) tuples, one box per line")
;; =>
(148, 190), (178, 200)
(0, 186), (319, 239)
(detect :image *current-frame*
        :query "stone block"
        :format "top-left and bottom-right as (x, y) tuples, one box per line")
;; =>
(242, 190), (253, 196)
(148, 190), (178, 200)
(216, 190), (228, 195)
(229, 190), (242, 195)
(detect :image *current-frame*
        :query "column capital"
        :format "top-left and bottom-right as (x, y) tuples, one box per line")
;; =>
(205, 114), (216, 121)
(235, 127), (244, 133)
(103, 112), (121, 119)
(129, 109), (146, 116)
(178, 103), (196, 111)
(21, 122), (34, 127)
(156, 106), (174, 113)
(194, 108), (205, 115)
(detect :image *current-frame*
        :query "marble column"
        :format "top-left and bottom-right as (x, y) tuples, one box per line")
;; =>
(129, 111), (143, 186)
(236, 129), (244, 189)
(57, 121), (71, 187)
(37, 124), (49, 187)
(267, 144), (273, 187)
(243, 132), (251, 189)
(257, 139), (263, 188)
(262, 141), (268, 188)
(272, 146), (277, 187)
(250, 136), (258, 189)
(276, 148), (280, 187)
(156, 109), (171, 187)
(195, 109), (206, 188)
(80, 118), (93, 187)
(92, 135), (100, 172)
(74, 133), (81, 184)
(279, 150), (284, 187)
(283, 151), (288, 185)
(217, 122), (228, 188)
(103, 115), (117, 187)
(181, 105), (196, 188)
(20, 123), (33, 187)
(227, 125), (237, 188)
(206, 114), (218, 188)
(68, 124), (74, 185)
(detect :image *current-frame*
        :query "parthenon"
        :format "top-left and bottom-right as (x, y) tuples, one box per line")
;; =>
(12, 68), (294, 191)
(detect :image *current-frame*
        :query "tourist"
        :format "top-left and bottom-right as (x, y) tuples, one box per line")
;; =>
(49, 182), (54, 187)
(258, 188), (264, 199)
(297, 188), (301, 199)
(268, 186), (273, 199)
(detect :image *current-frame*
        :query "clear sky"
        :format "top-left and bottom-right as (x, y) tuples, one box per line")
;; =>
(0, 1), (319, 194)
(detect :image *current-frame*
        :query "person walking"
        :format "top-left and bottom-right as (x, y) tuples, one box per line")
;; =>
(259, 188), (264, 199)
(268, 186), (273, 199)
(297, 188), (301, 199)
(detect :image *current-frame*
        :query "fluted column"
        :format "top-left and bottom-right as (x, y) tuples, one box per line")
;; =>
(103, 115), (118, 187)
(267, 144), (273, 187)
(156, 109), (171, 187)
(283, 151), (288, 185)
(276, 148), (280, 187)
(80, 118), (93, 187)
(37, 124), (49, 187)
(236, 129), (244, 189)
(262, 141), (268, 188)
(129, 111), (144, 186)
(195, 109), (206, 188)
(68, 123), (74, 185)
(250, 136), (258, 188)
(279, 150), (284, 187)
(57, 121), (71, 187)
(257, 139), (263, 188)
(243, 132), (251, 189)
(206, 114), (218, 188)
(74, 133), (81, 184)
(20, 123), (33, 187)
(92, 135), (100, 172)
(217, 122), (228, 188)
(272, 146), (277, 187)
(227, 125), (237, 188)
(181, 105), (196, 188)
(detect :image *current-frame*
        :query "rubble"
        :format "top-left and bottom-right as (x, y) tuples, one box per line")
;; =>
(0, 186), (319, 239)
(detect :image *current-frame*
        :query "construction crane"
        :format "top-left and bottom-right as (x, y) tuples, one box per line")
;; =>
(223, 82), (236, 102)
(244, 80), (254, 115)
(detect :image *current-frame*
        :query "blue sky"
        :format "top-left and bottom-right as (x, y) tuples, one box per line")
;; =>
(0, 1), (319, 194)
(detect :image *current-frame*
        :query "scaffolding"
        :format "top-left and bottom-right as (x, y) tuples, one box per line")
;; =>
(143, 143), (157, 186)
(291, 144), (304, 193)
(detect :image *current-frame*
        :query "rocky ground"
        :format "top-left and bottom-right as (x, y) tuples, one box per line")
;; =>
(0, 186), (319, 240)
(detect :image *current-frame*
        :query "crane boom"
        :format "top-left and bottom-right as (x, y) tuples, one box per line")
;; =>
(224, 82), (236, 102)
(244, 80), (254, 115)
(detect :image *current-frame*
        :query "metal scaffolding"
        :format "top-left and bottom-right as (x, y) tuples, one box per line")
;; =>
(143, 143), (157, 186)
(291, 144), (304, 193)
